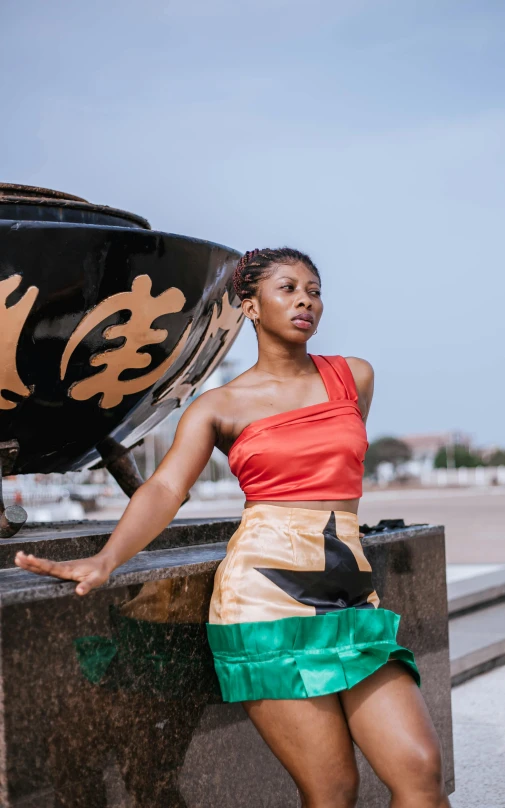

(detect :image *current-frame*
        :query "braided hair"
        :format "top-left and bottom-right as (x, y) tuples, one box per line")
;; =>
(232, 247), (320, 302)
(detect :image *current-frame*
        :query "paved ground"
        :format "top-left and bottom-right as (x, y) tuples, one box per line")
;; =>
(446, 563), (505, 583)
(450, 665), (505, 807)
(173, 487), (505, 564)
(359, 487), (505, 564)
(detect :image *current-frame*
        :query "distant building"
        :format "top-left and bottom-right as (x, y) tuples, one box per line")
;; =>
(400, 430), (472, 475)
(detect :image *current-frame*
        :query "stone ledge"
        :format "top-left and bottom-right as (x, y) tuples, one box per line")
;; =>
(448, 568), (505, 616)
(0, 520), (453, 807)
(0, 522), (443, 606)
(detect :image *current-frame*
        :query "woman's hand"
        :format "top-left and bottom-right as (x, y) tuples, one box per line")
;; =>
(14, 552), (112, 596)
(13, 394), (218, 596)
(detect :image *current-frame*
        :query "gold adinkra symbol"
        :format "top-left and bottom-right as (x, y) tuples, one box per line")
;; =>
(60, 275), (192, 409)
(0, 272), (241, 414)
(0, 275), (38, 410)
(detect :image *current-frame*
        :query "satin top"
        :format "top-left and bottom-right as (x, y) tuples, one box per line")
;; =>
(228, 355), (368, 501)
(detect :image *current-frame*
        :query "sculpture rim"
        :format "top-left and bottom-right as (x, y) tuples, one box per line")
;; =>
(0, 182), (151, 230)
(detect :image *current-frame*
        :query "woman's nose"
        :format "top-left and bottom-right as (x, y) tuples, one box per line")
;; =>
(296, 297), (312, 308)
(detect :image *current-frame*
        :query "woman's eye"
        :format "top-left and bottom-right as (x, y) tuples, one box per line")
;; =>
(310, 290), (321, 296)
(281, 285), (294, 291)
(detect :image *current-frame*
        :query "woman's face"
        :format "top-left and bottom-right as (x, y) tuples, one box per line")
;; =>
(247, 261), (323, 343)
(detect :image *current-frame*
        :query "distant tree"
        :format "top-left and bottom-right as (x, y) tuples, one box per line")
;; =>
(365, 437), (412, 476)
(434, 445), (482, 468)
(486, 449), (505, 467)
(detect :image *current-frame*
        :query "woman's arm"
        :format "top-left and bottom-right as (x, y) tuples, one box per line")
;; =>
(345, 357), (374, 423)
(15, 394), (217, 595)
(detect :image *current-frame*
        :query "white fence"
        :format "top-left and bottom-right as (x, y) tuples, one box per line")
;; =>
(419, 466), (505, 487)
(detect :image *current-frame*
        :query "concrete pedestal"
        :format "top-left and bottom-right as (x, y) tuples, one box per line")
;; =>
(0, 518), (454, 807)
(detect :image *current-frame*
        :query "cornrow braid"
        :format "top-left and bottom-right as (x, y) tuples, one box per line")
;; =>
(232, 247), (320, 302)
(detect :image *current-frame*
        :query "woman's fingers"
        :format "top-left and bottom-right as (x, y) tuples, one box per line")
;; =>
(15, 552), (72, 579)
(75, 578), (96, 596)
(74, 569), (109, 596)
(15, 552), (109, 597)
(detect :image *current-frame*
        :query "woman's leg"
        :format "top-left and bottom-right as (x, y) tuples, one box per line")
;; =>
(243, 693), (360, 808)
(339, 661), (451, 808)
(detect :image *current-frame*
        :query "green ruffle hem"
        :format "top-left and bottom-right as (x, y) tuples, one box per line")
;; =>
(206, 607), (420, 702)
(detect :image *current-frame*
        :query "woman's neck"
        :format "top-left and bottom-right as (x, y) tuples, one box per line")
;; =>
(254, 343), (314, 380)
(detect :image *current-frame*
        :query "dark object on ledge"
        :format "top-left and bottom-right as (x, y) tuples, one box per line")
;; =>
(359, 518), (428, 535)
(0, 441), (27, 538)
(0, 183), (244, 480)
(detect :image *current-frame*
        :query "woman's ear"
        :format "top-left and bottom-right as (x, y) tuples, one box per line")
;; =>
(242, 298), (259, 323)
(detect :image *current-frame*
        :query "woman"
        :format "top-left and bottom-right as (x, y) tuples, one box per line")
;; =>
(16, 247), (451, 808)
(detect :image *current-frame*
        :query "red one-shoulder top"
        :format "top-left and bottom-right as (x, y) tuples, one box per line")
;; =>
(228, 355), (368, 501)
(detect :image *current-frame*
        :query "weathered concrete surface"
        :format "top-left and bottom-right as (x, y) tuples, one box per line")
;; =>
(451, 665), (505, 808)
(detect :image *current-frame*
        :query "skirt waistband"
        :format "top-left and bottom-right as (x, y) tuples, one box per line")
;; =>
(241, 503), (359, 534)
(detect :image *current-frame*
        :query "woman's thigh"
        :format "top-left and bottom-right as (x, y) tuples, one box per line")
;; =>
(339, 662), (447, 796)
(243, 693), (359, 803)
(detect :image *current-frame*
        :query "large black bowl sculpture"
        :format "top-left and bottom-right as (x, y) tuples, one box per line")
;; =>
(0, 184), (244, 534)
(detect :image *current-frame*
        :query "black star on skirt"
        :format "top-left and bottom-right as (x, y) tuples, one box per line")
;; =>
(254, 512), (375, 614)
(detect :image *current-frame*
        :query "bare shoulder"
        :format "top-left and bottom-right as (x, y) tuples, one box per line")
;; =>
(214, 366), (260, 403)
(180, 369), (258, 451)
(183, 386), (231, 422)
(345, 356), (374, 386)
(183, 368), (256, 421)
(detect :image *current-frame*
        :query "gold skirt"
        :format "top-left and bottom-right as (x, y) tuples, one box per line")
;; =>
(206, 504), (420, 701)
(210, 504), (380, 624)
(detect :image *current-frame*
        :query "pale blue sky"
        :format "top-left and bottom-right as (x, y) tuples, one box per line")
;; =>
(1, 0), (504, 446)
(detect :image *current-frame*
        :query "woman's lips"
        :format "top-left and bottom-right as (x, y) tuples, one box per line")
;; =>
(291, 317), (313, 330)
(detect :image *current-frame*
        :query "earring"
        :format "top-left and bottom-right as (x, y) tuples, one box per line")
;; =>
(313, 328), (318, 335)
(253, 316), (258, 328)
